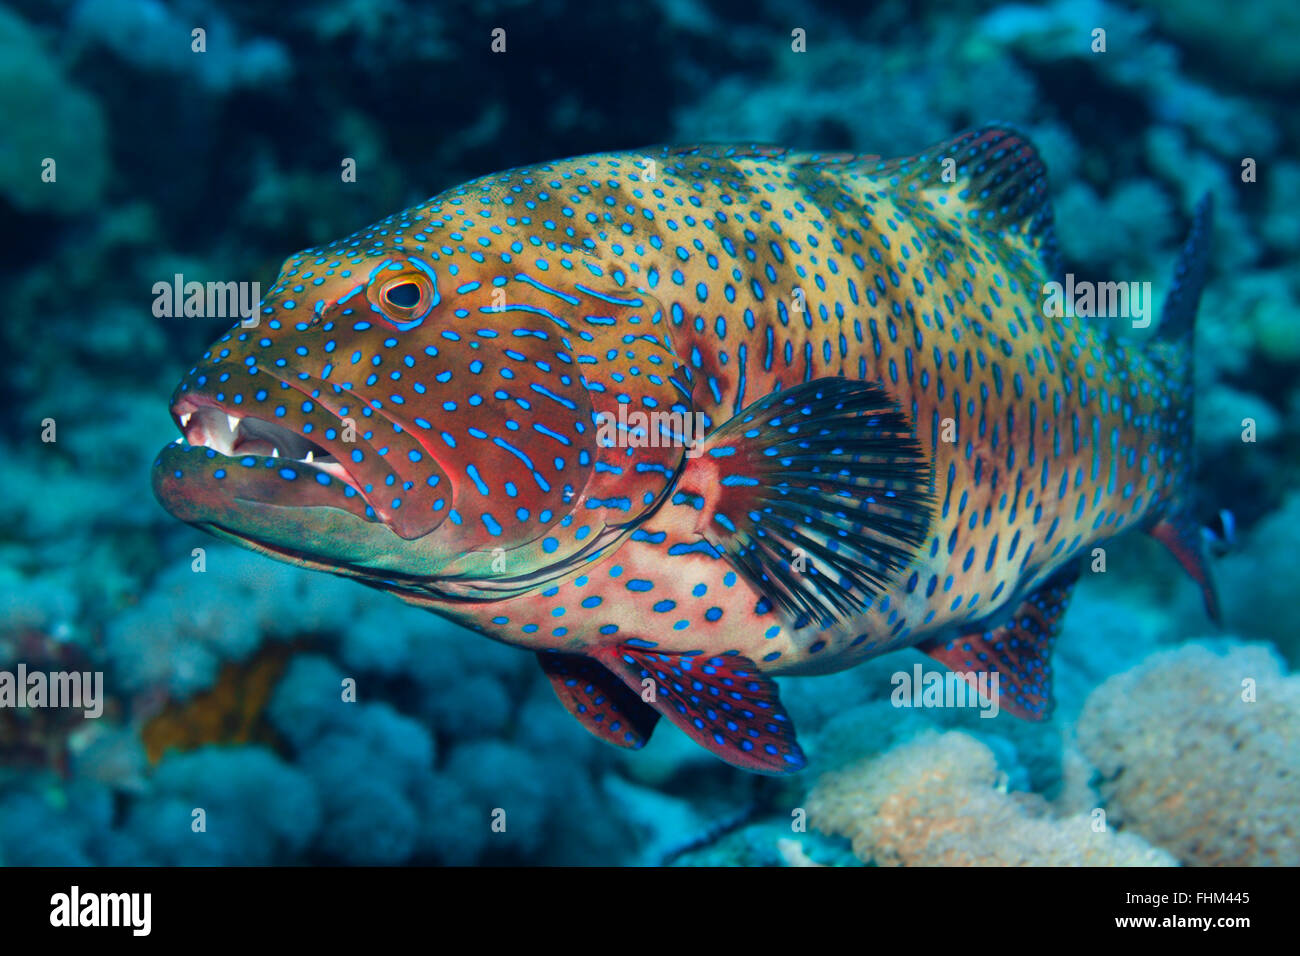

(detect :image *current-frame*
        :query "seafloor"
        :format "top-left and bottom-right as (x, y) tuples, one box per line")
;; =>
(0, 0), (1296, 865)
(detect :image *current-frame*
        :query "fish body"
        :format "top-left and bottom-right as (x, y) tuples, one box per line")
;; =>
(154, 127), (1217, 773)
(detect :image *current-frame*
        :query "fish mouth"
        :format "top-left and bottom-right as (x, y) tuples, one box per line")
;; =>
(153, 385), (382, 552)
(170, 400), (362, 493)
(154, 359), (453, 550)
(154, 401), (437, 584)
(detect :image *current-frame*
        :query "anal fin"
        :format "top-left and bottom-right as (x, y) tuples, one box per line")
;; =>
(537, 651), (660, 750)
(597, 646), (805, 774)
(919, 560), (1080, 720)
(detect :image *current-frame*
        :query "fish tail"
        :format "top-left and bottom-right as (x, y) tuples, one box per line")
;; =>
(1146, 193), (1220, 623)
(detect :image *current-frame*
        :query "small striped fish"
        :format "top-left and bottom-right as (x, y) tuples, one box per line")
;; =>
(154, 126), (1217, 773)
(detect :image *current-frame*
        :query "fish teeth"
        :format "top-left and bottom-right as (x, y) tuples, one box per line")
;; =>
(179, 412), (192, 428)
(304, 450), (314, 463)
(271, 448), (280, 458)
(227, 414), (240, 435)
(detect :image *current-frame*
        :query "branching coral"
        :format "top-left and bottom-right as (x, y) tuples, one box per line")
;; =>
(124, 745), (320, 865)
(105, 545), (358, 698)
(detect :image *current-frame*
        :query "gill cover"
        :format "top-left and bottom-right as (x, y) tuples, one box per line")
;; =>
(422, 275), (694, 598)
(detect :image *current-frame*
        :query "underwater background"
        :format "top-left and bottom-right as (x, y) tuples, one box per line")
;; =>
(1, 0), (1297, 866)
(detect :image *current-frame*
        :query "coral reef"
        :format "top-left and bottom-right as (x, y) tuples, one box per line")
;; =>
(1132, 0), (1300, 87)
(669, 821), (861, 867)
(1077, 641), (1300, 866)
(104, 545), (354, 698)
(808, 731), (1176, 866)
(124, 746), (320, 866)
(69, 0), (292, 93)
(140, 643), (298, 762)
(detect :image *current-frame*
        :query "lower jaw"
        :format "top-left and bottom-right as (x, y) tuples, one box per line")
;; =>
(153, 441), (374, 529)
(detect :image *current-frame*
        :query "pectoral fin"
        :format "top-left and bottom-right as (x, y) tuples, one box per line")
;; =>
(673, 376), (934, 631)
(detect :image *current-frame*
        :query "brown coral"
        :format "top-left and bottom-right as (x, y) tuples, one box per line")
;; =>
(1076, 640), (1300, 866)
(807, 730), (1174, 866)
(141, 642), (297, 763)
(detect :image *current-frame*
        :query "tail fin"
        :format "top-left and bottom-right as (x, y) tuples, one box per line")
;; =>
(1147, 193), (1219, 623)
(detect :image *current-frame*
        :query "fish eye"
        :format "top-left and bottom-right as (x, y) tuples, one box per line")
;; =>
(384, 281), (422, 309)
(373, 273), (435, 328)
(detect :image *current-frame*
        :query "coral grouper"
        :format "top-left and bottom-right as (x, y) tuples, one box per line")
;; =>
(153, 126), (1218, 774)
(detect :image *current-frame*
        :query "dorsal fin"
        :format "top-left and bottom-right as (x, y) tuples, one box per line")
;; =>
(867, 124), (1060, 279)
(1157, 192), (1213, 345)
(655, 129), (1059, 280)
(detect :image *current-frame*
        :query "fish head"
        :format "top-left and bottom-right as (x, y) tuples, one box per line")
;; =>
(153, 229), (692, 599)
